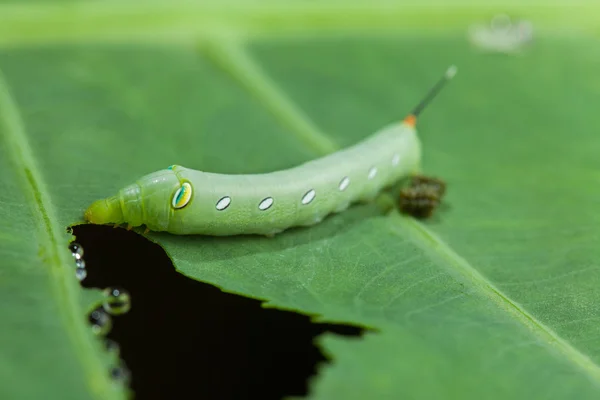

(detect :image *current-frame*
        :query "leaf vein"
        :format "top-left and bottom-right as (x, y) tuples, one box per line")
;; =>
(0, 70), (118, 399)
(391, 215), (600, 386)
(201, 39), (337, 156)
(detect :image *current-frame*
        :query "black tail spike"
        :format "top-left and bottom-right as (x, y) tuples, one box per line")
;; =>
(410, 65), (457, 118)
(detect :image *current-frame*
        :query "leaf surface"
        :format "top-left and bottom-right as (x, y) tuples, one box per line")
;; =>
(1, 1), (599, 399)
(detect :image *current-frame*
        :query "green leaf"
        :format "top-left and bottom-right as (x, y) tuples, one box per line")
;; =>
(0, 60), (126, 399)
(1, 1), (600, 399)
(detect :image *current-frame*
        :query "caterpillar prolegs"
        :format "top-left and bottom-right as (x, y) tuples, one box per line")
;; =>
(84, 66), (457, 236)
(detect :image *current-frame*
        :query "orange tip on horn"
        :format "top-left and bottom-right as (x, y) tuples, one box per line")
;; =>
(403, 114), (417, 127)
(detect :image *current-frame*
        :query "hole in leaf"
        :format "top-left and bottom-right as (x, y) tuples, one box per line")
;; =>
(72, 224), (364, 399)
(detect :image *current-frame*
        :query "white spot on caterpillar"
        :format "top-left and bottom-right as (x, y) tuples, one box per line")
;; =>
(259, 197), (274, 210)
(339, 177), (350, 191)
(216, 196), (231, 211)
(368, 167), (377, 180)
(301, 189), (316, 205)
(392, 154), (400, 166)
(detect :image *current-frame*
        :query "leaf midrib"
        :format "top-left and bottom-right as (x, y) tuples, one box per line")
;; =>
(202, 39), (600, 385)
(0, 72), (117, 399)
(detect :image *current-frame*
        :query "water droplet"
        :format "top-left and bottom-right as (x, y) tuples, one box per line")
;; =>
(102, 287), (131, 315)
(75, 267), (87, 281)
(75, 258), (86, 269)
(110, 365), (131, 384)
(88, 309), (112, 335)
(104, 338), (120, 354)
(69, 242), (84, 258)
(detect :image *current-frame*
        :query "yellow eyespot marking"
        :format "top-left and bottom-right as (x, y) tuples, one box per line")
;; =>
(172, 182), (192, 209)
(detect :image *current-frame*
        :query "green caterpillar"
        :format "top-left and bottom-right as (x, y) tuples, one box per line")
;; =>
(84, 66), (457, 236)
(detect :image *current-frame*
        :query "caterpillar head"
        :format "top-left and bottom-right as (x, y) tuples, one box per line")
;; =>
(84, 196), (124, 225)
(84, 167), (183, 230)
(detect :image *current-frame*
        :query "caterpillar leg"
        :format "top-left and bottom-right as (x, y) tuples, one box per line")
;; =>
(264, 228), (284, 238)
(113, 223), (120, 229)
(334, 201), (350, 213)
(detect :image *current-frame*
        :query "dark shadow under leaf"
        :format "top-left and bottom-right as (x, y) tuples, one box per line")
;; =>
(72, 224), (364, 400)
